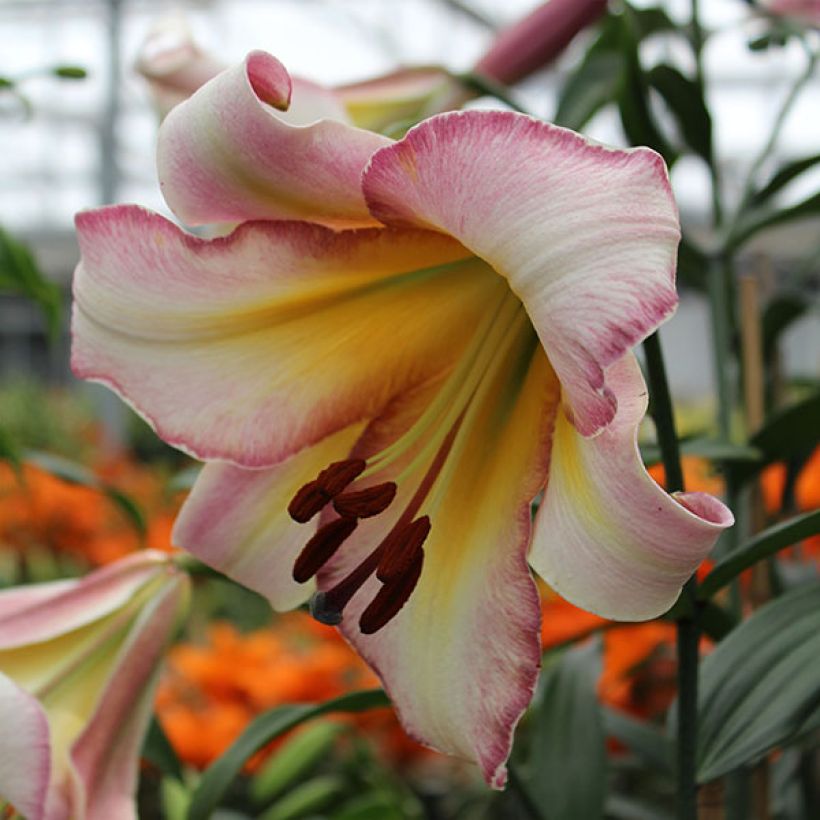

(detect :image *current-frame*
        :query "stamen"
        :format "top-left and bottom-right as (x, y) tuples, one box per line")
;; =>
(293, 517), (358, 583)
(288, 458), (366, 522)
(376, 516), (431, 582)
(333, 482), (397, 518)
(360, 550), (425, 635)
(288, 481), (330, 523)
(319, 459), (367, 495)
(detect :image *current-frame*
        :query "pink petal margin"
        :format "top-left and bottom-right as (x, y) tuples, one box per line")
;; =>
(362, 110), (680, 437)
(157, 50), (390, 227)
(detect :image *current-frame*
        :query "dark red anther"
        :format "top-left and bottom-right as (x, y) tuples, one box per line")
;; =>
(360, 549), (425, 634)
(333, 482), (397, 519)
(293, 517), (358, 583)
(318, 459), (367, 496)
(376, 516), (431, 583)
(288, 481), (330, 523)
(288, 459), (366, 523)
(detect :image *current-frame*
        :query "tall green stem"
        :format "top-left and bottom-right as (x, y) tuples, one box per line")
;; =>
(643, 332), (698, 820)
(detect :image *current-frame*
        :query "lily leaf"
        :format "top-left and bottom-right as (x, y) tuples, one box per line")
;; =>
(0, 226), (62, 342)
(762, 292), (810, 362)
(554, 15), (623, 130)
(751, 152), (820, 206)
(616, 10), (677, 166)
(696, 583), (820, 782)
(525, 641), (606, 820)
(186, 689), (390, 820)
(731, 391), (820, 484)
(698, 510), (820, 600)
(647, 64), (713, 162)
(144, 717), (184, 783)
(0, 425), (21, 473)
(729, 191), (820, 251)
(603, 708), (673, 776)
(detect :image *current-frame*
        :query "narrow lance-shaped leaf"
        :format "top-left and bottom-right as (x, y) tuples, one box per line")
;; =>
(186, 689), (391, 820)
(694, 583), (820, 782)
(525, 641), (607, 820)
(762, 292), (810, 363)
(751, 152), (820, 206)
(729, 191), (820, 251)
(0, 226), (62, 342)
(731, 391), (820, 484)
(698, 510), (820, 599)
(647, 64), (713, 162)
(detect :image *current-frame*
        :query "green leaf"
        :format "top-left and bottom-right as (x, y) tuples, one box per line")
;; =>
(53, 65), (87, 80)
(731, 391), (820, 484)
(616, 11), (677, 166)
(526, 641), (606, 820)
(641, 437), (762, 468)
(602, 708), (673, 775)
(696, 583), (820, 782)
(698, 510), (820, 600)
(186, 690), (390, 820)
(144, 717), (184, 782)
(554, 14), (623, 131)
(258, 775), (345, 820)
(0, 226), (62, 342)
(762, 292), (810, 362)
(250, 720), (343, 804)
(647, 64), (713, 162)
(23, 450), (147, 537)
(676, 235), (709, 291)
(751, 152), (820, 206)
(629, 6), (678, 39)
(729, 191), (820, 251)
(0, 425), (21, 473)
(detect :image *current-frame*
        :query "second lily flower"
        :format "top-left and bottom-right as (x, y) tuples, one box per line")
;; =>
(71, 52), (733, 787)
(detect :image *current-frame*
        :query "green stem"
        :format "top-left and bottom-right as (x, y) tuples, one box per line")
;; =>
(706, 254), (735, 443)
(690, 0), (724, 228)
(643, 333), (698, 820)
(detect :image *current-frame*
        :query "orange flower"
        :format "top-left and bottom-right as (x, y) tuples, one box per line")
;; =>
(155, 614), (425, 771)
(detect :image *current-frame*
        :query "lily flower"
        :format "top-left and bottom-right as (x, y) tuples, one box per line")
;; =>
(71, 52), (733, 786)
(0, 551), (189, 819)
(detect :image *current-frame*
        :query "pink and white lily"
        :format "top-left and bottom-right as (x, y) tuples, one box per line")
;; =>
(0, 552), (189, 820)
(71, 52), (733, 787)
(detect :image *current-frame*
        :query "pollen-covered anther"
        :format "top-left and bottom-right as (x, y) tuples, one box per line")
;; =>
(292, 516), (358, 583)
(333, 482), (397, 518)
(360, 549), (425, 635)
(376, 516), (431, 583)
(287, 458), (367, 523)
(318, 458), (367, 495)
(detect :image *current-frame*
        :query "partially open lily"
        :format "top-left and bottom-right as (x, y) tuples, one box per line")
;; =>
(71, 51), (733, 786)
(0, 552), (189, 819)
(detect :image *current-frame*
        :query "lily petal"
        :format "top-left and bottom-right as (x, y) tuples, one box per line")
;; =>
(73, 206), (500, 468)
(0, 552), (168, 649)
(0, 674), (50, 820)
(158, 50), (390, 227)
(529, 352), (734, 620)
(174, 423), (365, 610)
(321, 316), (560, 786)
(362, 110), (680, 435)
(336, 67), (462, 133)
(71, 576), (189, 820)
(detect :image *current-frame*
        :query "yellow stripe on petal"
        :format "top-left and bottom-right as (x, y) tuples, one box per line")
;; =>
(319, 312), (561, 787)
(73, 207), (504, 468)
